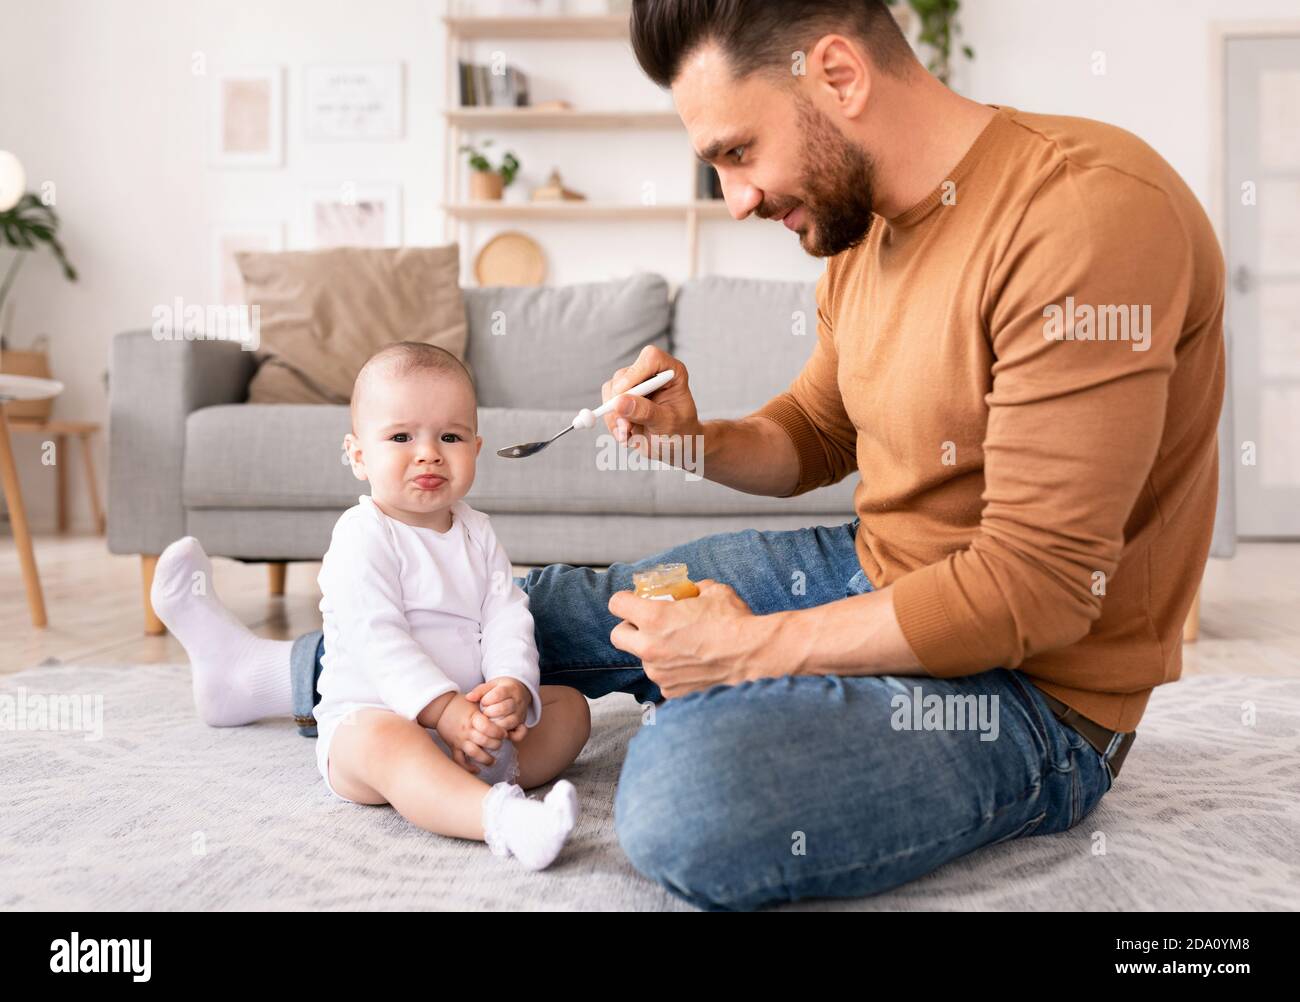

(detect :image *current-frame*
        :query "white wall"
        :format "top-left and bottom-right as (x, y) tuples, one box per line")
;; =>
(957, 0), (1300, 209)
(0, 0), (445, 532)
(0, 0), (1295, 533)
(0, 0), (811, 534)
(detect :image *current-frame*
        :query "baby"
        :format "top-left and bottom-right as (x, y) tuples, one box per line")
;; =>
(315, 341), (591, 869)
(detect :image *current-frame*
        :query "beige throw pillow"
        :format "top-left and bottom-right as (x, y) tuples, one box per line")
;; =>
(237, 245), (467, 404)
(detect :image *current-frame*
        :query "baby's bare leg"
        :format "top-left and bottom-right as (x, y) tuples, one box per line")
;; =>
(328, 708), (490, 839)
(515, 685), (592, 790)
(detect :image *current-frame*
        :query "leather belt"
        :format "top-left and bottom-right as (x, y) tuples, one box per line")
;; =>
(1038, 690), (1136, 780)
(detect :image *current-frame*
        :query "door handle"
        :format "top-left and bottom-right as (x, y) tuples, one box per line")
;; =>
(1232, 264), (1254, 295)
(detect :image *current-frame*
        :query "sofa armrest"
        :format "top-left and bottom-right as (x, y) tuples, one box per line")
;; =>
(107, 331), (256, 555)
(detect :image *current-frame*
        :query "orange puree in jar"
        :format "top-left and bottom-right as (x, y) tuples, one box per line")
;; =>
(632, 563), (700, 601)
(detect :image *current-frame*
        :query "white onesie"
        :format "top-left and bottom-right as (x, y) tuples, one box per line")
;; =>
(314, 495), (542, 800)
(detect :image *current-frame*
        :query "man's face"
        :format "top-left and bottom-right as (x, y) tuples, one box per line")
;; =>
(673, 43), (877, 258)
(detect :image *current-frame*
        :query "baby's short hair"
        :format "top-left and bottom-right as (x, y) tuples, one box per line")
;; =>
(351, 341), (476, 427)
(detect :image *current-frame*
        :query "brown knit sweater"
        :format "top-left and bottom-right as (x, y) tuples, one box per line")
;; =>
(756, 106), (1225, 733)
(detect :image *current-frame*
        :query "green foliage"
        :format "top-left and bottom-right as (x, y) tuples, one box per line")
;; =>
(0, 193), (78, 323)
(886, 0), (974, 85)
(459, 139), (521, 187)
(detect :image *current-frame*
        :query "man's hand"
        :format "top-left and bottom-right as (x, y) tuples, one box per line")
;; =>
(467, 678), (531, 742)
(432, 691), (507, 775)
(607, 581), (773, 698)
(602, 344), (704, 467)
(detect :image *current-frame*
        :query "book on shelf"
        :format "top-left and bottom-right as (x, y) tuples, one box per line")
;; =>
(458, 60), (530, 107)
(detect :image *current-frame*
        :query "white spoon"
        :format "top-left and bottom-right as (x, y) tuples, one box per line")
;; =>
(497, 369), (676, 459)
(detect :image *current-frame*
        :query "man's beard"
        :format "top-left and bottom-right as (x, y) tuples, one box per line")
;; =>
(775, 92), (877, 258)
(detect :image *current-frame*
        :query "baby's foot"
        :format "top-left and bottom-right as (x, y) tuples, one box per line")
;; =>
(151, 536), (293, 726)
(482, 780), (580, 870)
(544, 779), (579, 830)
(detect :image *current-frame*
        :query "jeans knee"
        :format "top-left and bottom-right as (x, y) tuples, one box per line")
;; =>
(614, 729), (697, 868)
(613, 724), (761, 910)
(614, 786), (760, 910)
(613, 780), (669, 886)
(613, 731), (669, 867)
(614, 776), (724, 908)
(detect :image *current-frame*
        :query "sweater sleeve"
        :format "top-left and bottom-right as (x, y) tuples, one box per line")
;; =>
(891, 164), (1202, 675)
(319, 510), (459, 720)
(471, 512), (543, 728)
(753, 260), (859, 495)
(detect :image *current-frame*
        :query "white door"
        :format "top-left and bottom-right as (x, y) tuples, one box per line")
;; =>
(1226, 35), (1300, 537)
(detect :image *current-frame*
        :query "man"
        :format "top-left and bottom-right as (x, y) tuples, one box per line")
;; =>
(160, 0), (1224, 910)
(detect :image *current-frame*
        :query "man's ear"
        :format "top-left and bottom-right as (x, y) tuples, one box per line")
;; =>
(475, 435), (483, 456)
(812, 33), (872, 120)
(343, 433), (368, 482)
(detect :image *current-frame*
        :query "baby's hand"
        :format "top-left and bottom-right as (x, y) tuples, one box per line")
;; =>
(468, 679), (532, 742)
(434, 692), (507, 775)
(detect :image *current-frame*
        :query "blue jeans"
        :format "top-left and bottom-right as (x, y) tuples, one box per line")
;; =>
(290, 520), (1115, 910)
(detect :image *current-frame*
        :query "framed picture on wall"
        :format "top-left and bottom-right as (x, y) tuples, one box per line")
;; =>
(212, 223), (284, 304)
(211, 67), (284, 167)
(300, 183), (402, 248)
(304, 63), (404, 141)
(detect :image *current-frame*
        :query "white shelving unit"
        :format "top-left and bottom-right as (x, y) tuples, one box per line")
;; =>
(440, 13), (727, 282)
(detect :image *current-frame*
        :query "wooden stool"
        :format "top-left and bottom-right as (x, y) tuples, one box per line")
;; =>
(0, 374), (64, 628)
(6, 418), (105, 534)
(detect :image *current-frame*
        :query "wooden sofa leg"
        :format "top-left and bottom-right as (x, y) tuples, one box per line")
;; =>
(1183, 584), (1201, 644)
(141, 554), (165, 636)
(268, 562), (287, 596)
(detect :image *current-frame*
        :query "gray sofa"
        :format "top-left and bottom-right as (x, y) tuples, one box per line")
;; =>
(108, 273), (857, 629)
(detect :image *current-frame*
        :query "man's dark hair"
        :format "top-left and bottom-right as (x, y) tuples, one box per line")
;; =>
(630, 0), (915, 89)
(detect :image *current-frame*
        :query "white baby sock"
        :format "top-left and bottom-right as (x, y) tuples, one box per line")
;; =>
(482, 780), (580, 870)
(151, 536), (294, 727)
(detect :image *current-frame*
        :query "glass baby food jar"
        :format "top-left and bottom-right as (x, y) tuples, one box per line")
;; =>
(632, 563), (700, 601)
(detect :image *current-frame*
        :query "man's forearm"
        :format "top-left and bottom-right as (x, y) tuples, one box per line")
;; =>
(758, 587), (925, 679)
(700, 415), (801, 497)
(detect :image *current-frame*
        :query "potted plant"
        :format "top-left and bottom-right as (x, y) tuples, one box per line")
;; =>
(885, 0), (974, 86)
(0, 194), (78, 347)
(459, 140), (521, 201)
(0, 177), (79, 420)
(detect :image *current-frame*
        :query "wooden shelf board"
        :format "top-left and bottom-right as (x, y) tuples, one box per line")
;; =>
(442, 200), (733, 221)
(445, 108), (681, 130)
(444, 15), (629, 40)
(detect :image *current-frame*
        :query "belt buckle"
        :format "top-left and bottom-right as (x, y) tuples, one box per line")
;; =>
(1104, 729), (1136, 780)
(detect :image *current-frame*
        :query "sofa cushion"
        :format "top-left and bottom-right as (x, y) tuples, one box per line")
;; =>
(184, 405), (654, 513)
(670, 274), (822, 414)
(184, 403), (857, 517)
(467, 408), (652, 513)
(238, 245), (466, 404)
(185, 404), (359, 509)
(469, 408), (858, 516)
(464, 273), (670, 409)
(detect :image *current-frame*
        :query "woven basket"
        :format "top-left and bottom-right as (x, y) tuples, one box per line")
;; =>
(0, 348), (54, 420)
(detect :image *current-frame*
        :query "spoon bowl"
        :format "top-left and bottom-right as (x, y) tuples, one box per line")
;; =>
(496, 434), (565, 459)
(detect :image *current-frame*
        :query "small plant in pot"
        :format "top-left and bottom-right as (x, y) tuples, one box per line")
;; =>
(460, 140), (520, 201)
(884, 0), (974, 86)
(0, 170), (79, 421)
(0, 193), (78, 350)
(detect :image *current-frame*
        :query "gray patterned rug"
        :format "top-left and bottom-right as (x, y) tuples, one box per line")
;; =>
(1, 664), (1297, 911)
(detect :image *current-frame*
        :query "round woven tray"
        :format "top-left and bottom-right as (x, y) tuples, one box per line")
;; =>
(474, 230), (546, 286)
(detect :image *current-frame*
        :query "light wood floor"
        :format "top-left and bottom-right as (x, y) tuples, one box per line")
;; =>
(2, 534), (1299, 678)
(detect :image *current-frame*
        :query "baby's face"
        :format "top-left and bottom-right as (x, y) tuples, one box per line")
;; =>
(344, 368), (482, 531)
